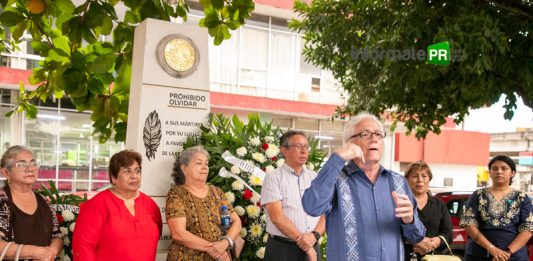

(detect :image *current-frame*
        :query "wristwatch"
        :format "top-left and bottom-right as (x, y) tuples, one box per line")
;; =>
(505, 247), (514, 255)
(312, 230), (321, 245)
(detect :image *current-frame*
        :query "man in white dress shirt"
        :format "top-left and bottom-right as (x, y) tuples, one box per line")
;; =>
(261, 130), (325, 261)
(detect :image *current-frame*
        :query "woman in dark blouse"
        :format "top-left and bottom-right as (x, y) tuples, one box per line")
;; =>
(460, 155), (533, 261)
(404, 161), (453, 260)
(0, 146), (63, 260)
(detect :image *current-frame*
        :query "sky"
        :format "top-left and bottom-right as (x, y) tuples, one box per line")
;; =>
(462, 95), (533, 133)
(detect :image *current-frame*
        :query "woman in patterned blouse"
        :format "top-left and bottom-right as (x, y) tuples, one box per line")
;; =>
(0, 146), (63, 260)
(166, 145), (242, 261)
(460, 155), (533, 261)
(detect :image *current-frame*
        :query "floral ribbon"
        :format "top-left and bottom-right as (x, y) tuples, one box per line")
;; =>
(218, 150), (267, 195)
(221, 151), (267, 180)
(51, 204), (80, 213)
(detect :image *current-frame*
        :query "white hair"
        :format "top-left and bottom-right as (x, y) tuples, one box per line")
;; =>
(342, 112), (384, 142)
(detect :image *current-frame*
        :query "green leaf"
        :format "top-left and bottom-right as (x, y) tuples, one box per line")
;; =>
(124, 10), (139, 24)
(52, 35), (70, 54)
(99, 16), (113, 35)
(11, 20), (28, 41)
(82, 26), (97, 44)
(212, 0), (223, 9)
(47, 48), (69, 63)
(199, 0), (212, 8)
(0, 11), (25, 27)
(4, 110), (14, 117)
(70, 51), (86, 70)
(31, 40), (50, 54)
(87, 53), (115, 74)
(87, 78), (105, 95)
(63, 68), (85, 94)
(53, 0), (75, 14)
(66, 16), (83, 46)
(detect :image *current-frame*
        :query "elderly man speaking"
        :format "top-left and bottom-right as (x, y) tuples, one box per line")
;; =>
(302, 112), (425, 261)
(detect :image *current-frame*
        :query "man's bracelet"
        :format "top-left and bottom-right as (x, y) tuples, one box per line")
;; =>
(219, 236), (234, 249)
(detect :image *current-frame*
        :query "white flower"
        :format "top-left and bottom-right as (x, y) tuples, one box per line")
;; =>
(252, 152), (266, 163)
(246, 205), (261, 218)
(64, 237), (70, 246)
(224, 192), (235, 203)
(265, 144), (279, 158)
(261, 214), (267, 222)
(236, 147), (247, 157)
(250, 193), (261, 203)
(264, 136), (274, 143)
(63, 255), (71, 261)
(250, 223), (262, 238)
(256, 247), (266, 258)
(265, 165), (275, 173)
(230, 165), (241, 174)
(61, 210), (75, 222)
(306, 163), (315, 171)
(246, 160), (255, 166)
(231, 180), (244, 191)
(235, 206), (245, 216)
(276, 158), (285, 167)
(249, 175), (263, 186)
(250, 193), (261, 204)
(250, 137), (261, 146)
(60, 227), (69, 237)
(263, 233), (269, 243)
(240, 227), (248, 237)
(69, 222), (76, 232)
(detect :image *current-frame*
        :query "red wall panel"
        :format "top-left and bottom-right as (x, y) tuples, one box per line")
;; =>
(395, 130), (490, 166)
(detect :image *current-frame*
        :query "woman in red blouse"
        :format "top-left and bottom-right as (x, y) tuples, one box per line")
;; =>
(72, 150), (162, 261)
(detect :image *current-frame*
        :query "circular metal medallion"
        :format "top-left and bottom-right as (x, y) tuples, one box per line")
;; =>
(156, 34), (200, 78)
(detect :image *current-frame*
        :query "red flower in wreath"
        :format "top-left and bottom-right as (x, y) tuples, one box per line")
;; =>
(262, 143), (269, 150)
(243, 189), (253, 200)
(56, 213), (64, 224)
(272, 156), (278, 161)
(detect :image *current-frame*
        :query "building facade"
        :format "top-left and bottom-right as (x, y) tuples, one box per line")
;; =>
(0, 0), (496, 193)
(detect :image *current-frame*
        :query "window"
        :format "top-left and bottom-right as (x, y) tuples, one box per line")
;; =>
(269, 31), (296, 91)
(311, 77), (320, 92)
(239, 27), (268, 88)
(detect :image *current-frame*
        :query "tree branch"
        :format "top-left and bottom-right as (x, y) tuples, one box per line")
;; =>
(482, 0), (533, 21)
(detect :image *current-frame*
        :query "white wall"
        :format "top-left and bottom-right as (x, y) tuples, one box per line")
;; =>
(428, 164), (479, 192)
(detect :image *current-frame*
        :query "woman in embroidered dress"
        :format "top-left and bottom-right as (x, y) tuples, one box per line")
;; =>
(0, 145), (63, 260)
(166, 145), (242, 261)
(72, 150), (162, 260)
(460, 155), (533, 261)
(404, 161), (453, 260)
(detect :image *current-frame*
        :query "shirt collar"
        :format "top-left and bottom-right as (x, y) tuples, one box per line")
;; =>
(345, 160), (387, 176)
(281, 163), (307, 176)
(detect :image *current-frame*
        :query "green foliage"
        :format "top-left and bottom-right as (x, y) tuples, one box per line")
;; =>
(182, 113), (326, 259)
(36, 180), (87, 205)
(291, 0), (533, 138)
(36, 180), (87, 259)
(0, 0), (254, 143)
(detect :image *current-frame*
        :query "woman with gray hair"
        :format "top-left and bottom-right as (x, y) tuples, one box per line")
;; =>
(166, 145), (242, 261)
(0, 146), (63, 260)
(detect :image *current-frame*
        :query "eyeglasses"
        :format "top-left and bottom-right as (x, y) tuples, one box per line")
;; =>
(287, 144), (310, 152)
(13, 161), (39, 169)
(121, 168), (142, 177)
(350, 130), (386, 140)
